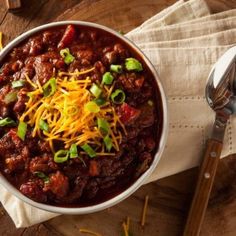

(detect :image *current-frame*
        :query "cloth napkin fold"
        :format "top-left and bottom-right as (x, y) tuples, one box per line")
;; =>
(1, 0), (236, 228)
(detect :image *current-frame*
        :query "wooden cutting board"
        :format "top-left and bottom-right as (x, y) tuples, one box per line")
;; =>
(0, 0), (236, 235)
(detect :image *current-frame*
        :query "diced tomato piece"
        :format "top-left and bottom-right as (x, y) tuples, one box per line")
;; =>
(134, 77), (144, 88)
(58, 25), (76, 49)
(118, 103), (141, 124)
(89, 160), (100, 176)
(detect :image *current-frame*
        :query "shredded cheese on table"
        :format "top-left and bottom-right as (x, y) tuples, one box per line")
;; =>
(20, 68), (126, 154)
(141, 195), (149, 227)
(79, 228), (102, 236)
(122, 217), (131, 236)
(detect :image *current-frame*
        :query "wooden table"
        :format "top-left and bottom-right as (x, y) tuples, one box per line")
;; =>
(0, 0), (236, 235)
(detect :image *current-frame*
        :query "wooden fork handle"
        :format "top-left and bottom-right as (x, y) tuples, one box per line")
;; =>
(183, 139), (222, 236)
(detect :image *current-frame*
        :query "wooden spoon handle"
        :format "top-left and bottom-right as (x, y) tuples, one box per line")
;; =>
(5, 0), (22, 11)
(183, 139), (222, 236)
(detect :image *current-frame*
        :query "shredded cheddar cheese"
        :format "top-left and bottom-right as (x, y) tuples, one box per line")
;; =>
(79, 228), (102, 236)
(122, 222), (129, 236)
(122, 217), (131, 236)
(141, 195), (149, 227)
(20, 68), (126, 154)
(0, 32), (3, 50)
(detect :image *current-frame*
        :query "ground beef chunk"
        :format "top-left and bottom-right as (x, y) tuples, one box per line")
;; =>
(84, 179), (99, 199)
(29, 155), (58, 174)
(13, 89), (28, 116)
(5, 155), (25, 173)
(42, 30), (63, 47)
(103, 51), (117, 65)
(32, 52), (61, 84)
(135, 105), (155, 128)
(28, 36), (44, 56)
(0, 85), (11, 118)
(144, 136), (156, 151)
(44, 171), (69, 198)
(118, 73), (144, 92)
(20, 181), (47, 203)
(135, 152), (152, 178)
(61, 177), (88, 203)
(113, 43), (129, 60)
(76, 49), (94, 63)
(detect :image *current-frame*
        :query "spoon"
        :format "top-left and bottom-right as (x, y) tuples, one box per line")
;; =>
(183, 46), (236, 236)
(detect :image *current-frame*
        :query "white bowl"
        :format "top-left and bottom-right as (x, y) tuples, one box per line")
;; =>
(0, 21), (168, 214)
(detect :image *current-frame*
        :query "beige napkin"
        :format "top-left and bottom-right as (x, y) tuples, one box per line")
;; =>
(1, 0), (236, 228)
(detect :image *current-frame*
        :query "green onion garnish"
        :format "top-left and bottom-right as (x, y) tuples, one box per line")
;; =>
(110, 64), (123, 73)
(43, 77), (57, 97)
(34, 171), (50, 183)
(69, 144), (78, 158)
(84, 101), (100, 113)
(39, 119), (49, 132)
(104, 135), (113, 152)
(12, 80), (25, 89)
(81, 143), (96, 158)
(17, 121), (27, 141)
(97, 118), (109, 134)
(4, 91), (18, 104)
(111, 89), (126, 104)
(90, 83), (102, 98)
(94, 97), (106, 106)
(102, 72), (114, 85)
(54, 150), (69, 163)
(125, 58), (143, 72)
(0, 117), (16, 127)
(60, 48), (75, 65)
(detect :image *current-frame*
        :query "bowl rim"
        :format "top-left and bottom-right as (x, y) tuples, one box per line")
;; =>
(0, 20), (168, 214)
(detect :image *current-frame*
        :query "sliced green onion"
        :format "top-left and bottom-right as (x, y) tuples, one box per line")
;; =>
(94, 97), (106, 106)
(90, 83), (102, 98)
(102, 72), (114, 85)
(125, 58), (143, 72)
(0, 117), (16, 127)
(110, 64), (123, 73)
(69, 144), (78, 158)
(34, 171), (50, 183)
(81, 144), (96, 158)
(84, 101), (100, 113)
(148, 100), (154, 106)
(4, 91), (17, 104)
(43, 77), (57, 97)
(12, 80), (25, 89)
(17, 121), (27, 141)
(104, 135), (113, 152)
(39, 119), (49, 132)
(54, 150), (69, 163)
(97, 118), (109, 134)
(60, 48), (75, 65)
(111, 89), (126, 104)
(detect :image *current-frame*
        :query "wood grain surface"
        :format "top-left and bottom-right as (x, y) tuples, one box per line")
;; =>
(0, 0), (236, 235)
